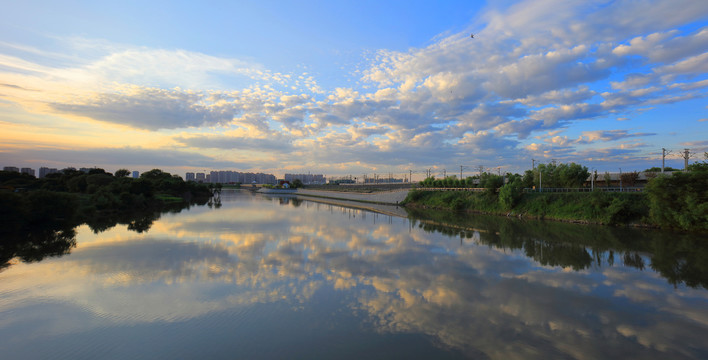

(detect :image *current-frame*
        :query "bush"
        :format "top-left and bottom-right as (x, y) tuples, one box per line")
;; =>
(646, 171), (708, 231)
(499, 178), (523, 210)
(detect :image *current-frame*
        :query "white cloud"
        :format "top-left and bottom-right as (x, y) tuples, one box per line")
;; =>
(577, 130), (657, 144)
(0, 1), (706, 173)
(49, 86), (239, 130)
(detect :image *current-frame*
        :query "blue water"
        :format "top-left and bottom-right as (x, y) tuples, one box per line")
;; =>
(1, 190), (706, 359)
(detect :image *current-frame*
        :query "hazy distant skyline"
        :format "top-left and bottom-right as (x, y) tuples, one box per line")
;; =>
(1, 0), (706, 180)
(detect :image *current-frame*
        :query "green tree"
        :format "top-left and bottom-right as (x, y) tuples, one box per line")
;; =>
(558, 163), (589, 188)
(522, 169), (535, 188)
(646, 169), (708, 231)
(114, 169), (131, 177)
(620, 171), (640, 187)
(499, 177), (523, 210)
(645, 166), (679, 172)
(479, 173), (503, 194)
(291, 179), (304, 188)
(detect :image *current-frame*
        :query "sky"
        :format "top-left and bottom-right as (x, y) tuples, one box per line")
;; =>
(0, 0), (707, 180)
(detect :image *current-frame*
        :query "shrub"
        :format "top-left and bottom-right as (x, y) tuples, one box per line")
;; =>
(499, 178), (523, 210)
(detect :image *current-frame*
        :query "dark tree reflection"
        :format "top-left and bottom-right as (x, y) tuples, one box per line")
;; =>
(0, 227), (77, 271)
(406, 207), (708, 289)
(0, 197), (211, 270)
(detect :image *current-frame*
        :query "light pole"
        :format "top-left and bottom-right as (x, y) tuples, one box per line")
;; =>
(619, 168), (622, 192)
(591, 169), (594, 191)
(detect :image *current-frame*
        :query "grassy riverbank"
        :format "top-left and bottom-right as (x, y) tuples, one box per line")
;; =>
(404, 190), (649, 225)
(405, 162), (707, 233)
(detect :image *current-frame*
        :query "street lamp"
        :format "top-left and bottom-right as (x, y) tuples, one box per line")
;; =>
(619, 168), (622, 191)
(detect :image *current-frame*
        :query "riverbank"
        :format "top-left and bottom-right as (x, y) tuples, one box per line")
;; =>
(401, 189), (708, 233)
(292, 188), (410, 205)
(408, 190), (647, 223)
(268, 187), (650, 228)
(258, 170), (707, 233)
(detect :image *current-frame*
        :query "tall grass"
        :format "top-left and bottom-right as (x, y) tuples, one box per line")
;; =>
(404, 190), (649, 226)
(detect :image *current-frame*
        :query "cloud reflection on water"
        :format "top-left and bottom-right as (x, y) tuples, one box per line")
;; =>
(1, 192), (707, 359)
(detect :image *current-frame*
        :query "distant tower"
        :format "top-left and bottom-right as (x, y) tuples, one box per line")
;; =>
(39, 167), (58, 178)
(683, 149), (691, 170)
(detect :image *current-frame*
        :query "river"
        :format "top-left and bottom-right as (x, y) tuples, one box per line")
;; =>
(1, 190), (706, 359)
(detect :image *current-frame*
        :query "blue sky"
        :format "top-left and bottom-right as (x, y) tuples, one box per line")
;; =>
(0, 0), (706, 179)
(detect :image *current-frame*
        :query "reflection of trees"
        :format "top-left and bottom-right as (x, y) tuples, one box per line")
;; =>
(87, 199), (208, 234)
(415, 217), (595, 271)
(650, 236), (708, 289)
(0, 198), (210, 270)
(406, 207), (708, 288)
(207, 193), (222, 208)
(275, 197), (302, 207)
(9, 197), (706, 359)
(0, 227), (77, 271)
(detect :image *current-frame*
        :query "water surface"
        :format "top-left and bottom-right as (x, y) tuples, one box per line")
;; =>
(1, 190), (707, 359)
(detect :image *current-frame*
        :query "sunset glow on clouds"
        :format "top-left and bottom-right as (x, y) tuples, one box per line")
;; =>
(0, 0), (706, 178)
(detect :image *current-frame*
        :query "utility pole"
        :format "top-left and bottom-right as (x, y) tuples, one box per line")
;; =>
(443, 169), (446, 178)
(409, 170), (412, 183)
(662, 148), (672, 173)
(683, 149), (691, 170)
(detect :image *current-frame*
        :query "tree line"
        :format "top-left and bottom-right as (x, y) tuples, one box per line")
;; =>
(408, 154), (708, 232)
(0, 168), (212, 235)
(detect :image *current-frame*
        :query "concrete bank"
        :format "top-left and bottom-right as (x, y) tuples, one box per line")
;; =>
(294, 188), (410, 205)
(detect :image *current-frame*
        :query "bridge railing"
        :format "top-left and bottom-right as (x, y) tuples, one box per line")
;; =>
(523, 187), (643, 193)
(414, 186), (644, 193)
(414, 187), (488, 192)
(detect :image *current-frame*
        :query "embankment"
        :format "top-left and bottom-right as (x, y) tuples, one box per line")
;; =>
(403, 190), (651, 227)
(294, 188), (410, 205)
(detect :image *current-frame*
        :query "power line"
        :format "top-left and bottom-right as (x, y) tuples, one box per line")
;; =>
(662, 148), (673, 173)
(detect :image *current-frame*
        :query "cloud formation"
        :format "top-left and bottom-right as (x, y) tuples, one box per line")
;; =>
(2, 196), (707, 358)
(0, 0), (706, 175)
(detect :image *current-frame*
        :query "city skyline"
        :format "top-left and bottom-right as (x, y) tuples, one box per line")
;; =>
(1, 1), (706, 178)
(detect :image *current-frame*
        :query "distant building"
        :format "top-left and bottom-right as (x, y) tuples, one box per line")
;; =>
(20, 168), (35, 177)
(284, 173), (326, 185)
(363, 177), (404, 184)
(39, 167), (58, 178)
(192, 170), (278, 185)
(3, 166), (19, 172)
(186, 172), (195, 181)
(132, 171), (140, 178)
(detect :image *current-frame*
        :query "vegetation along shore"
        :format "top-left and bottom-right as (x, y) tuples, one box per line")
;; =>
(403, 156), (708, 233)
(0, 168), (214, 266)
